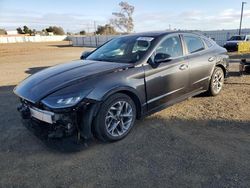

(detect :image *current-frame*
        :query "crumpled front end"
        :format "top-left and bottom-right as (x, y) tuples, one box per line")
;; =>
(17, 97), (98, 141)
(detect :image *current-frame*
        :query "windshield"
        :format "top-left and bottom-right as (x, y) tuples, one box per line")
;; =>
(229, 36), (245, 41)
(86, 36), (154, 63)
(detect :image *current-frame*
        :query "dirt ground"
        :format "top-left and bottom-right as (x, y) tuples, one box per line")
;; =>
(0, 41), (250, 188)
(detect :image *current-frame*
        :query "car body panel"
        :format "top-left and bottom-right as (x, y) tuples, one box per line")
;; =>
(186, 49), (215, 92)
(14, 31), (229, 140)
(143, 56), (189, 110)
(14, 60), (133, 103)
(85, 65), (146, 106)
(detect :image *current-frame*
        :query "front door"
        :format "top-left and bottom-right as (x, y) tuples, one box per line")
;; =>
(143, 34), (189, 111)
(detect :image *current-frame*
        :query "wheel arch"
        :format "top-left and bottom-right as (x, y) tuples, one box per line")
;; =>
(215, 63), (227, 77)
(101, 87), (143, 119)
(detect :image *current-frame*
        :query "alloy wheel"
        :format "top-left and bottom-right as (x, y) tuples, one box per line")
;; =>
(105, 101), (133, 137)
(212, 69), (224, 94)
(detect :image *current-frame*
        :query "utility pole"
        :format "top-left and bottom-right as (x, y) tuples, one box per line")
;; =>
(87, 23), (90, 35)
(94, 21), (97, 34)
(94, 21), (98, 47)
(239, 2), (247, 35)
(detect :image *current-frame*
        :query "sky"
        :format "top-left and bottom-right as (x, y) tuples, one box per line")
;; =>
(0, 0), (250, 33)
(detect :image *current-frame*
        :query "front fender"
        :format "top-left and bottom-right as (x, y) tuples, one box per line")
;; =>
(85, 66), (146, 105)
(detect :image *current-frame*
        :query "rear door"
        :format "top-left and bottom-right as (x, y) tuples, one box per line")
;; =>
(182, 34), (214, 92)
(143, 34), (189, 110)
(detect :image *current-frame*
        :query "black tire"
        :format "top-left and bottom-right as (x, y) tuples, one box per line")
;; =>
(208, 67), (224, 96)
(93, 93), (136, 142)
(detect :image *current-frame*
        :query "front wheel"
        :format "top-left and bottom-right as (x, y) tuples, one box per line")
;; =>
(208, 67), (224, 96)
(93, 93), (136, 142)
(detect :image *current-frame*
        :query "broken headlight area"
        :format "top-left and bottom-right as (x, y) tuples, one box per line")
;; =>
(17, 100), (90, 139)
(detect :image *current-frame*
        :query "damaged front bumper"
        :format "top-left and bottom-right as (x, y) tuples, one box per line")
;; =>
(17, 99), (99, 141)
(18, 103), (78, 138)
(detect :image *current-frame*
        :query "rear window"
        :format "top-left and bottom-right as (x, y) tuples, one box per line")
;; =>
(184, 36), (205, 54)
(204, 38), (213, 48)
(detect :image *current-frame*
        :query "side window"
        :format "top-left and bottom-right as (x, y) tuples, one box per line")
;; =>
(184, 36), (205, 54)
(155, 36), (183, 58)
(132, 40), (151, 53)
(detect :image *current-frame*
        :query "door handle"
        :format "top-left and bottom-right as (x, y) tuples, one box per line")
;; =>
(208, 56), (216, 62)
(179, 64), (188, 70)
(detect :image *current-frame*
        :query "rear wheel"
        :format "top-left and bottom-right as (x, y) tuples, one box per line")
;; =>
(93, 93), (136, 142)
(208, 67), (224, 96)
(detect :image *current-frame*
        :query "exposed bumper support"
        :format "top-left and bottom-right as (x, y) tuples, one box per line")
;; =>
(17, 101), (100, 141)
(17, 103), (77, 139)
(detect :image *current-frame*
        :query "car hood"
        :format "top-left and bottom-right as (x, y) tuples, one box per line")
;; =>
(14, 60), (133, 103)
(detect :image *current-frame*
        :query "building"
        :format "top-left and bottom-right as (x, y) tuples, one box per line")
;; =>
(48, 32), (54, 36)
(6, 30), (18, 35)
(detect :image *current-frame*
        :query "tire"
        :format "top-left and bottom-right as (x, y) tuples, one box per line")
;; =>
(208, 67), (224, 96)
(93, 93), (136, 142)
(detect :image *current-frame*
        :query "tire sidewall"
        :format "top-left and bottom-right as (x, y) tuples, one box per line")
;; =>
(94, 93), (136, 142)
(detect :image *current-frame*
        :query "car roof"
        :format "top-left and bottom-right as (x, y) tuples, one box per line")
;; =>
(130, 31), (173, 37)
(124, 31), (204, 38)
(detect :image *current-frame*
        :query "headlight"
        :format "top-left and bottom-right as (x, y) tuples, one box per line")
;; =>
(41, 87), (93, 109)
(56, 96), (82, 105)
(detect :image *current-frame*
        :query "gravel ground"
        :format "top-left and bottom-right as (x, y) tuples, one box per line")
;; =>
(0, 42), (250, 188)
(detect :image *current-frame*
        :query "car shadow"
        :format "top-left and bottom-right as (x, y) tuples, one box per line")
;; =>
(228, 71), (242, 77)
(22, 118), (100, 153)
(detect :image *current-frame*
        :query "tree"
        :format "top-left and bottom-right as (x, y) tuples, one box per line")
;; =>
(96, 24), (117, 35)
(45, 26), (65, 35)
(16, 27), (24, 34)
(110, 1), (134, 33)
(79, 30), (86, 35)
(0, 29), (7, 35)
(16, 26), (35, 35)
(45, 26), (53, 33)
(23, 25), (30, 34)
(53, 26), (65, 35)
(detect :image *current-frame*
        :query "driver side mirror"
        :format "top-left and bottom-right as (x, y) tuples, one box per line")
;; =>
(154, 53), (172, 64)
(80, 51), (92, 60)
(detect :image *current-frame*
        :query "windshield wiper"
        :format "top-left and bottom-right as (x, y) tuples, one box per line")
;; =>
(90, 58), (116, 63)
